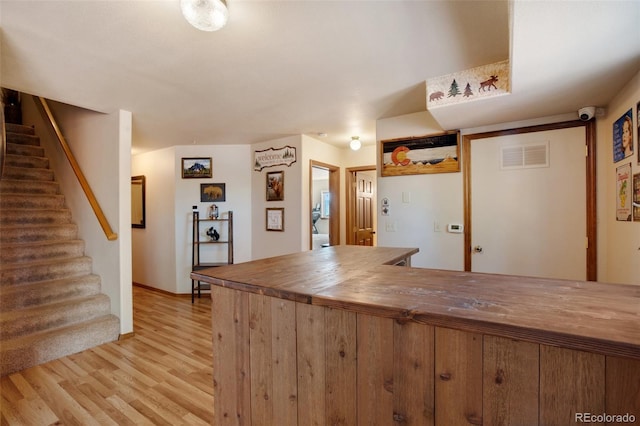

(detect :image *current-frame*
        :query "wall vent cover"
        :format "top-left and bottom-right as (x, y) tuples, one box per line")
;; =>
(501, 141), (549, 170)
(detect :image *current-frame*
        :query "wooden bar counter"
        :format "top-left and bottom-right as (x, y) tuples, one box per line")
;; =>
(191, 246), (640, 425)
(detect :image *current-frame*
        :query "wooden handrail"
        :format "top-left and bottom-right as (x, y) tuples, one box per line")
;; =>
(35, 96), (118, 241)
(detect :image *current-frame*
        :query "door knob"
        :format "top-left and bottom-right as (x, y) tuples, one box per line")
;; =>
(473, 245), (483, 253)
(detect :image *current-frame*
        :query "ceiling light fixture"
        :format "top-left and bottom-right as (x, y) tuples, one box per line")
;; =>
(181, 0), (229, 32)
(350, 136), (361, 151)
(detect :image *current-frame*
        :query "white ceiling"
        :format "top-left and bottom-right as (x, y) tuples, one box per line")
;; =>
(1, 1), (639, 154)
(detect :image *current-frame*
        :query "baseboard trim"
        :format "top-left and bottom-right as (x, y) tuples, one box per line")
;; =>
(132, 282), (192, 298)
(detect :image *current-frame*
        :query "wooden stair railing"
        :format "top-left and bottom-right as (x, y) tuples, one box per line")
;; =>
(34, 96), (118, 241)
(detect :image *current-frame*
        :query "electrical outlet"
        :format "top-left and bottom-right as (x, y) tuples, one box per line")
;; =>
(434, 221), (442, 232)
(386, 221), (397, 232)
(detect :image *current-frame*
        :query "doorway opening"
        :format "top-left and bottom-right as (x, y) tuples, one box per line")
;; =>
(346, 166), (377, 246)
(310, 161), (340, 250)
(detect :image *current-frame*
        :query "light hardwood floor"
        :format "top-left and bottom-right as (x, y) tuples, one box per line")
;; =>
(1, 286), (214, 425)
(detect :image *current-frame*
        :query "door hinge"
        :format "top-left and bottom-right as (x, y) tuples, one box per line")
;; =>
(585, 145), (589, 157)
(585, 237), (589, 249)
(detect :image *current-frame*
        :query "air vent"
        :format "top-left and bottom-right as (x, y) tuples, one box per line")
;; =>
(501, 141), (549, 170)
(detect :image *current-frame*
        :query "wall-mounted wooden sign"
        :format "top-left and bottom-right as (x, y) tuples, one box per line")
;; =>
(254, 146), (297, 171)
(380, 131), (460, 177)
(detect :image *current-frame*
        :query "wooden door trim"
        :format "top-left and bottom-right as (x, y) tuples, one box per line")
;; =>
(346, 166), (376, 245)
(463, 120), (597, 280)
(310, 160), (341, 249)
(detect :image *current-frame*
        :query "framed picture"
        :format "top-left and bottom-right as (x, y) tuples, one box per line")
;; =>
(633, 172), (640, 222)
(266, 208), (284, 231)
(182, 157), (212, 178)
(266, 171), (284, 201)
(200, 183), (226, 202)
(380, 131), (460, 176)
(616, 163), (631, 221)
(612, 109), (633, 163)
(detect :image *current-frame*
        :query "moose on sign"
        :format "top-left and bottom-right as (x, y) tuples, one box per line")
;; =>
(479, 75), (498, 92)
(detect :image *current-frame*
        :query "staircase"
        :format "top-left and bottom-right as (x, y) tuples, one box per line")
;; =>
(0, 122), (120, 376)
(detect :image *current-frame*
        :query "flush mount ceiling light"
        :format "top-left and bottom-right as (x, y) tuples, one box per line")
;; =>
(350, 136), (361, 151)
(181, 0), (229, 32)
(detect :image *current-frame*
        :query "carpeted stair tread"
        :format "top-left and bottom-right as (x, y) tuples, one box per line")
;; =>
(4, 131), (40, 146)
(0, 274), (101, 310)
(1, 294), (112, 339)
(0, 239), (84, 263)
(1, 165), (55, 181)
(0, 223), (78, 244)
(4, 153), (49, 169)
(0, 180), (60, 194)
(5, 123), (36, 135)
(0, 208), (72, 225)
(0, 256), (93, 286)
(0, 192), (65, 209)
(1, 314), (120, 376)
(6, 142), (44, 157)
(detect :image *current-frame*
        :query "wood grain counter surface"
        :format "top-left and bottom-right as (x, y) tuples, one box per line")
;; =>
(191, 245), (640, 359)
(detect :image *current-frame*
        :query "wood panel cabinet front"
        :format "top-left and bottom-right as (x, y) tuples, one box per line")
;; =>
(210, 286), (640, 425)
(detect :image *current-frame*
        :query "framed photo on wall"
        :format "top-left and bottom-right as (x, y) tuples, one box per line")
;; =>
(616, 163), (632, 221)
(200, 183), (226, 202)
(633, 172), (640, 222)
(266, 171), (284, 201)
(266, 208), (284, 231)
(612, 109), (633, 163)
(380, 131), (460, 177)
(182, 157), (212, 178)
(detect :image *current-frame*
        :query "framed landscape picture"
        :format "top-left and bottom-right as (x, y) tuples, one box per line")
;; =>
(380, 131), (460, 177)
(182, 157), (212, 178)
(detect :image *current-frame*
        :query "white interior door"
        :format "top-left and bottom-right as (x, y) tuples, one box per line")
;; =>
(471, 127), (586, 280)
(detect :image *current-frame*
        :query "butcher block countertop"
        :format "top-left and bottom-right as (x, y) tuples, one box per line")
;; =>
(191, 245), (640, 360)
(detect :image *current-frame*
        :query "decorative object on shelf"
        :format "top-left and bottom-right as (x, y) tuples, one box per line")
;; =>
(254, 146), (297, 171)
(201, 183), (225, 202)
(350, 136), (361, 151)
(180, 0), (229, 32)
(182, 157), (212, 178)
(191, 210), (234, 303)
(206, 227), (220, 241)
(266, 171), (284, 201)
(208, 203), (219, 219)
(266, 207), (284, 231)
(380, 131), (460, 177)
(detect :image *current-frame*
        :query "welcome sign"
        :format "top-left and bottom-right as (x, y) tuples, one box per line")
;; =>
(254, 146), (297, 171)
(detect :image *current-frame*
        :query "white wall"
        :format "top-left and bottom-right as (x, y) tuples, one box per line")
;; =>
(131, 146), (177, 293)
(132, 144), (253, 294)
(598, 70), (640, 286)
(22, 95), (133, 334)
(376, 111), (464, 270)
(251, 136), (303, 259)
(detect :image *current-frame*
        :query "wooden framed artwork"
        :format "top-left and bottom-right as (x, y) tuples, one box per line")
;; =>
(266, 208), (284, 231)
(266, 171), (284, 201)
(200, 183), (226, 202)
(380, 131), (460, 176)
(182, 157), (212, 178)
